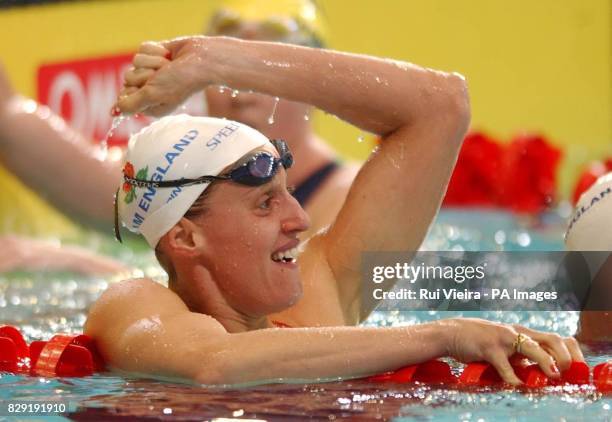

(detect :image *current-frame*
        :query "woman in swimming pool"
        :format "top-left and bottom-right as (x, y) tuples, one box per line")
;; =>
(85, 35), (583, 385)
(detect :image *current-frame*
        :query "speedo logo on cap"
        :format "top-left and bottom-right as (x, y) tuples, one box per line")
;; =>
(163, 122), (244, 205)
(206, 122), (241, 150)
(129, 129), (199, 230)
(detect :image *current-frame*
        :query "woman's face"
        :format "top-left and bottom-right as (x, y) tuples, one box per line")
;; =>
(184, 162), (311, 317)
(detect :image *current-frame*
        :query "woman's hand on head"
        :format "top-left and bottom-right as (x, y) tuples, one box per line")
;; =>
(114, 37), (216, 117)
(439, 318), (584, 385)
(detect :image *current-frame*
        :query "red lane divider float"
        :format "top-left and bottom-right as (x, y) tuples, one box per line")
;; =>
(0, 325), (29, 373)
(1, 324), (610, 391)
(366, 359), (456, 384)
(363, 356), (609, 391)
(459, 359), (590, 388)
(0, 325), (104, 377)
(594, 362), (612, 392)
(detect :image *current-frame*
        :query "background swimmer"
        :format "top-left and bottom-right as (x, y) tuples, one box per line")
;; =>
(0, 63), (128, 275)
(203, 0), (360, 239)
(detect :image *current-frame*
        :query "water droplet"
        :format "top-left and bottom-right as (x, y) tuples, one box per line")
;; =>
(268, 96), (280, 125)
(303, 114), (310, 121)
(387, 155), (400, 170)
(218, 86), (226, 94)
(100, 115), (127, 159)
(231, 89), (239, 98)
(375, 76), (382, 83)
(357, 133), (365, 143)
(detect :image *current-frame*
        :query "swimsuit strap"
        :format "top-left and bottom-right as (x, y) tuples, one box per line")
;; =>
(292, 161), (339, 206)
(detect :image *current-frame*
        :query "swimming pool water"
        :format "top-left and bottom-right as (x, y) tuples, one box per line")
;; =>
(1, 209), (610, 421)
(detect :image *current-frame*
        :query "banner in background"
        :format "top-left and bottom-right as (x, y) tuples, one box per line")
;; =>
(37, 54), (205, 146)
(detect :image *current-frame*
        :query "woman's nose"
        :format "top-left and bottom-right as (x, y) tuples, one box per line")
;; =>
(281, 195), (311, 234)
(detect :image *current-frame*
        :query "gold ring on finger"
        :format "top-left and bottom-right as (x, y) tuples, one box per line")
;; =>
(513, 333), (529, 354)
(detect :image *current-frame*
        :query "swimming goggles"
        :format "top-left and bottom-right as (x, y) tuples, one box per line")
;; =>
(114, 139), (293, 241)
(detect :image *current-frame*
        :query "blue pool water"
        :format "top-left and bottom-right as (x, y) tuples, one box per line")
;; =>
(0, 209), (610, 421)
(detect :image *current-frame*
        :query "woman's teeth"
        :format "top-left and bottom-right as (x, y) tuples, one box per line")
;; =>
(272, 247), (300, 263)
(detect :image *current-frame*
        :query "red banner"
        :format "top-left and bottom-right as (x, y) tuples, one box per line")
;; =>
(37, 53), (205, 146)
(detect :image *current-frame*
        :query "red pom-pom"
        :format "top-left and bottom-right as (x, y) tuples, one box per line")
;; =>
(444, 132), (503, 207)
(498, 134), (562, 214)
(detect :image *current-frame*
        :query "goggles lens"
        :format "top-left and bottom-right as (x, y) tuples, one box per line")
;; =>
(249, 154), (275, 178)
(228, 151), (286, 186)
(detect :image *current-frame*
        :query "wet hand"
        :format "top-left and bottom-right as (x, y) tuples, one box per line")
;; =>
(440, 318), (583, 385)
(113, 37), (213, 117)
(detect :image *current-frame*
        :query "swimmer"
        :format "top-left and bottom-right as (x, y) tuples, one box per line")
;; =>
(201, 0), (360, 239)
(0, 63), (128, 275)
(565, 172), (612, 343)
(0, 61), (121, 229)
(85, 36), (582, 385)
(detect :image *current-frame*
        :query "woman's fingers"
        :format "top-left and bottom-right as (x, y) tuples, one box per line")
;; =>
(517, 336), (561, 379)
(119, 86), (139, 98)
(487, 349), (522, 385)
(542, 342), (572, 372)
(564, 336), (585, 362)
(115, 87), (156, 115)
(514, 325), (578, 371)
(536, 333), (572, 372)
(124, 68), (155, 88)
(138, 41), (170, 58)
(133, 53), (169, 70)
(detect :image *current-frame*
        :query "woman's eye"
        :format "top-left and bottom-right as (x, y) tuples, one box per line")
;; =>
(258, 196), (272, 210)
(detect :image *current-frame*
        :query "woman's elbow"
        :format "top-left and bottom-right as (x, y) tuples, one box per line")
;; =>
(443, 72), (471, 141)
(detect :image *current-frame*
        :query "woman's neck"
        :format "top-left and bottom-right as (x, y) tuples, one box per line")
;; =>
(172, 265), (274, 333)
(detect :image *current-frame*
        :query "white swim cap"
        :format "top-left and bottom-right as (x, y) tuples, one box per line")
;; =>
(118, 114), (269, 247)
(565, 171), (612, 251)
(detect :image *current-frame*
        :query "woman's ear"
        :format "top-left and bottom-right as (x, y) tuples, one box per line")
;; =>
(165, 217), (207, 256)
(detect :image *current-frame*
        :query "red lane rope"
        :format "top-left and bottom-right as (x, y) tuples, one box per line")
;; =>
(0, 325), (610, 390)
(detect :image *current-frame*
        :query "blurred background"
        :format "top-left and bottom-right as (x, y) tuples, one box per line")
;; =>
(0, 0), (610, 238)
